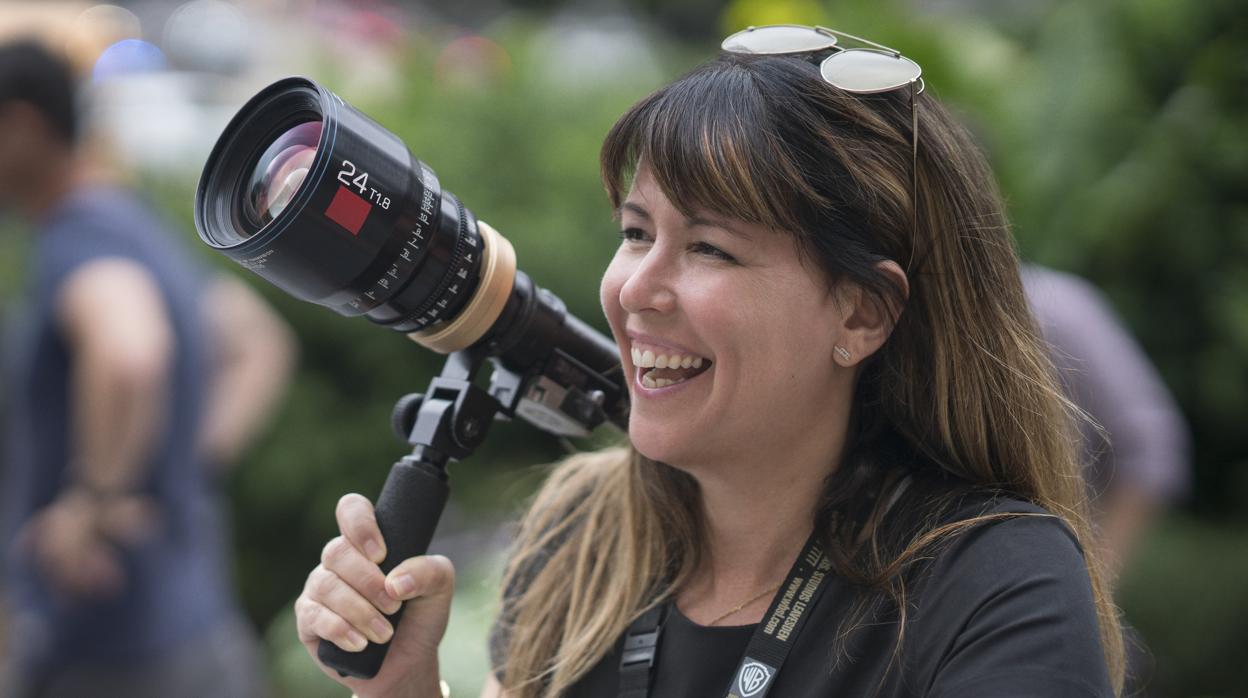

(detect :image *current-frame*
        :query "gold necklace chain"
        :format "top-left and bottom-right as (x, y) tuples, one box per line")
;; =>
(706, 582), (782, 626)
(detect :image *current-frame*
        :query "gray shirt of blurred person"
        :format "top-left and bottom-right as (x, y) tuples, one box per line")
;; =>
(0, 39), (294, 697)
(1023, 264), (1190, 578)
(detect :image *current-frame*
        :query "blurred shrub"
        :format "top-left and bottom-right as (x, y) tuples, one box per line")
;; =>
(972, 1), (1248, 520)
(1117, 515), (1248, 697)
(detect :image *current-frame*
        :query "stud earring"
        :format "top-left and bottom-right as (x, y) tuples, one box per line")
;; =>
(834, 346), (852, 362)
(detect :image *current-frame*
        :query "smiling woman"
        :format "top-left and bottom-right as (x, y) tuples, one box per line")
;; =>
(487, 29), (1124, 698)
(295, 25), (1125, 698)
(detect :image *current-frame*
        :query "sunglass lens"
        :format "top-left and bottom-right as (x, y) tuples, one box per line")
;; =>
(721, 25), (837, 54)
(820, 49), (922, 93)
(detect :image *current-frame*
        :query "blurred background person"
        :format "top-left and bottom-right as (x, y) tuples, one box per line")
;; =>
(1, 294), (13, 698)
(0, 37), (294, 698)
(1024, 264), (1192, 694)
(1024, 264), (1192, 583)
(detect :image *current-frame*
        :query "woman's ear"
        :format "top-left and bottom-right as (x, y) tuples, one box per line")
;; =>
(834, 260), (909, 367)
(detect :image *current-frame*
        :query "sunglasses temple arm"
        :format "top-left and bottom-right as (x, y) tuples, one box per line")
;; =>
(909, 81), (920, 275)
(912, 82), (919, 172)
(814, 25), (901, 56)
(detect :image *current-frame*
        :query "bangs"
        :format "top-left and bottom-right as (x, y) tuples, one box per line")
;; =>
(600, 57), (826, 237)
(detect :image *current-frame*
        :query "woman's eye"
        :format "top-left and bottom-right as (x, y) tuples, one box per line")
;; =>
(618, 227), (648, 243)
(692, 242), (737, 263)
(616, 229), (736, 263)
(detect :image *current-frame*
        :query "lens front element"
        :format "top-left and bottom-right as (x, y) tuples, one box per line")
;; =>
(246, 120), (322, 230)
(196, 77), (488, 333)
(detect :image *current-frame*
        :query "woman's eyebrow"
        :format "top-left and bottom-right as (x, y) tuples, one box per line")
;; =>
(688, 215), (750, 240)
(619, 202), (749, 239)
(618, 201), (650, 220)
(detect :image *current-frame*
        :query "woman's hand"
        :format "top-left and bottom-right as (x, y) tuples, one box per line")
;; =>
(296, 493), (455, 698)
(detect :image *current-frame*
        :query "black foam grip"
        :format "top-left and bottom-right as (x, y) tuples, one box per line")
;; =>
(318, 458), (450, 679)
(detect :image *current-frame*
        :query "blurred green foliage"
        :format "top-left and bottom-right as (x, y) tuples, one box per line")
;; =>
(970, 2), (1248, 521)
(1118, 515), (1248, 696)
(63, 0), (1248, 694)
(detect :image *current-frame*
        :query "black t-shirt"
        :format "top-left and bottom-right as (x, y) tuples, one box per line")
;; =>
(491, 497), (1114, 697)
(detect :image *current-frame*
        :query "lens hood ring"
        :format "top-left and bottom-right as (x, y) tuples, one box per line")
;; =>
(408, 221), (516, 353)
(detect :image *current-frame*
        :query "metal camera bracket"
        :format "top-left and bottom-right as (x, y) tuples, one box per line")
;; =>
(392, 344), (619, 465)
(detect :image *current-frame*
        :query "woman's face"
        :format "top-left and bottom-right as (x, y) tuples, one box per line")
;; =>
(601, 166), (852, 472)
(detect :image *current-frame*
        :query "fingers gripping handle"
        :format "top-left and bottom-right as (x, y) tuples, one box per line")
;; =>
(318, 457), (450, 679)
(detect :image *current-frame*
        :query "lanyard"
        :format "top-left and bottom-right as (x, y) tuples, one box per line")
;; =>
(618, 529), (832, 698)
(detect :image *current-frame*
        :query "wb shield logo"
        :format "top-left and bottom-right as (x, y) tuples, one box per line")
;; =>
(735, 660), (775, 697)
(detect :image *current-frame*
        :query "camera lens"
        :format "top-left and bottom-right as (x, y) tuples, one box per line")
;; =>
(195, 77), (504, 343)
(245, 119), (321, 230)
(195, 76), (630, 443)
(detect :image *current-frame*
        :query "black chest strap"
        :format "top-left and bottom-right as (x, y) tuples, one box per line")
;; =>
(615, 528), (830, 698)
(618, 603), (666, 698)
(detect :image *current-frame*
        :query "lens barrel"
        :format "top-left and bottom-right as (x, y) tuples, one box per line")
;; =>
(196, 77), (484, 334)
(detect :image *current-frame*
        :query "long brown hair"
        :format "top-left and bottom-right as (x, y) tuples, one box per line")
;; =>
(494, 52), (1125, 697)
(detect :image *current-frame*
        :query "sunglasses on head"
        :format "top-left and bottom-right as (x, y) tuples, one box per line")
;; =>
(722, 25), (923, 94)
(721, 25), (923, 269)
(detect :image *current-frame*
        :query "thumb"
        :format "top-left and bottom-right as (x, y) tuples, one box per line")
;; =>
(385, 554), (456, 603)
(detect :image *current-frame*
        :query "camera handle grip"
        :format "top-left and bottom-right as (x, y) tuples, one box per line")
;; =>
(318, 455), (450, 679)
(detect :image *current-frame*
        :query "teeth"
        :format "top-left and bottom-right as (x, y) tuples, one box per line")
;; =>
(629, 344), (708, 371)
(640, 373), (683, 389)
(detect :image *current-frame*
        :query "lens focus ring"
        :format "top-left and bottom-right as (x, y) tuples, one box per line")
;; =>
(392, 194), (481, 333)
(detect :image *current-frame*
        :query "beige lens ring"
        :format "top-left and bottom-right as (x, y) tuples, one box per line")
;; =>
(407, 220), (517, 353)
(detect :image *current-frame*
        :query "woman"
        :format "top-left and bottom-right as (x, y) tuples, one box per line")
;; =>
(295, 26), (1125, 698)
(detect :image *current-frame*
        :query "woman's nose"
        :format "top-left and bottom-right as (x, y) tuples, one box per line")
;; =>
(618, 247), (677, 315)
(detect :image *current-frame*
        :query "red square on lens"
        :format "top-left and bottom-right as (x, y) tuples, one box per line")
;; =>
(325, 185), (370, 235)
